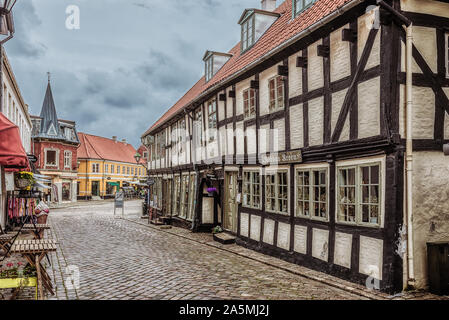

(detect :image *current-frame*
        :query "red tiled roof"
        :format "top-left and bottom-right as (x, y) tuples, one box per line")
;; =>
(142, 0), (353, 137)
(78, 133), (140, 164)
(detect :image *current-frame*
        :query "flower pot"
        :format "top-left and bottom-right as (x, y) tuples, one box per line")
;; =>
(15, 178), (31, 190)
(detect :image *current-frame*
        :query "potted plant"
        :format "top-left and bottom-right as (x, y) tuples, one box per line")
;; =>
(14, 171), (35, 190)
(212, 225), (223, 234)
(207, 187), (217, 197)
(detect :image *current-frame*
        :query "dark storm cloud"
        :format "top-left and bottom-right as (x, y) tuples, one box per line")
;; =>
(6, 0), (257, 147)
(6, 0), (46, 58)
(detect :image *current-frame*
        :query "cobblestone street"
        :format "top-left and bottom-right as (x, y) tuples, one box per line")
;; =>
(39, 200), (371, 300)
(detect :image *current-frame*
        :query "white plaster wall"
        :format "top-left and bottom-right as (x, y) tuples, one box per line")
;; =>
(277, 222), (291, 251)
(294, 225), (307, 254)
(273, 119), (285, 152)
(218, 97), (225, 123)
(358, 11), (380, 70)
(236, 121), (244, 155)
(330, 24), (351, 83)
(227, 88), (234, 119)
(409, 87), (435, 139)
(247, 125), (257, 155)
(263, 218), (275, 245)
(219, 126), (227, 157)
(412, 27), (437, 74)
(227, 125), (234, 156)
(401, 0), (449, 19)
(290, 103), (304, 149)
(412, 151), (449, 289)
(259, 124), (270, 154)
(236, 78), (253, 116)
(308, 97), (324, 147)
(240, 212), (250, 238)
(358, 77), (380, 139)
(289, 54), (302, 98)
(312, 228), (329, 262)
(331, 88), (350, 142)
(308, 40), (324, 91)
(260, 64), (280, 116)
(250, 215), (261, 242)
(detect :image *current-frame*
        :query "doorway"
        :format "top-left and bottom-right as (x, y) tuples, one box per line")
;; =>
(91, 181), (100, 197)
(224, 172), (238, 233)
(62, 182), (71, 201)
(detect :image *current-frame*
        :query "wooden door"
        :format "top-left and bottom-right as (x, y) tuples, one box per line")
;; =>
(224, 172), (238, 233)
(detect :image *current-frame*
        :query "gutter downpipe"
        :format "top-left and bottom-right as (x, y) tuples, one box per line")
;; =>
(144, 0), (365, 137)
(405, 23), (415, 288)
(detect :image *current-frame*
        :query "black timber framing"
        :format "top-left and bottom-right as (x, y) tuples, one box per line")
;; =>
(146, 0), (415, 293)
(332, 27), (379, 143)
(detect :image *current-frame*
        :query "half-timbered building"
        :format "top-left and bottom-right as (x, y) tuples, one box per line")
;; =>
(141, 0), (449, 293)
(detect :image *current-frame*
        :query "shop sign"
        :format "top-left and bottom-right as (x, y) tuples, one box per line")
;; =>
(261, 150), (303, 165)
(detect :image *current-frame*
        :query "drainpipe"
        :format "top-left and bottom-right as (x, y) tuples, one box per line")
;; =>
(376, 0), (415, 288)
(405, 23), (415, 287)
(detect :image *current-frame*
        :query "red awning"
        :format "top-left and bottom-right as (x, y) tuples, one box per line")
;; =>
(0, 113), (30, 172)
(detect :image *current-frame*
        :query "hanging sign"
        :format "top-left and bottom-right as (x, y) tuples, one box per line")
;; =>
(147, 178), (155, 186)
(261, 150), (303, 165)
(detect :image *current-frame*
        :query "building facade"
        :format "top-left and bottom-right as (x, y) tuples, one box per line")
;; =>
(77, 134), (147, 199)
(31, 79), (80, 204)
(0, 50), (32, 155)
(141, 0), (449, 293)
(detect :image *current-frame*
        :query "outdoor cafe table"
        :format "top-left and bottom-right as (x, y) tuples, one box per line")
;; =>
(9, 239), (57, 299)
(22, 224), (51, 239)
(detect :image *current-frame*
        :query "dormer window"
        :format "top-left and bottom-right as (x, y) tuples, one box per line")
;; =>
(238, 9), (280, 54)
(241, 14), (255, 52)
(293, 0), (316, 17)
(203, 51), (232, 82)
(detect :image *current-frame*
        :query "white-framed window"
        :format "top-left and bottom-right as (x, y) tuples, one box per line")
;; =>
(122, 166), (125, 174)
(205, 55), (214, 82)
(127, 167), (130, 175)
(241, 14), (255, 52)
(104, 164), (109, 174)
(293, 0), (315, 18)
(92, 163), (99, 173)
(111, 164), (115, 174)
(180, 174), (190, 219)
(243, 170), (261, 209)
(45, 149), (58, 167)
(243, 88), (256, 119)
(269, 76), (285, 112)
(265, 169), (289, 215)
(295, 164), (329, 220)
(64, 151), (72, 169)
(173, 175), (181, 216)
(194, 108), (203, 146)
(187, 173), (197, 221)
(117, 165), (120, 174)
(336, 157), (384, 227)
(207, 99), (217, 142)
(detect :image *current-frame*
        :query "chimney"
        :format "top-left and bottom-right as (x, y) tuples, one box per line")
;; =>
(122, 138), (127, 145)
(112, 136), (117, 142)
(261, 0), (276, 11)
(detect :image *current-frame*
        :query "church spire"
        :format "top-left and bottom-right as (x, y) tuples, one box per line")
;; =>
(39, 73), (60, 137)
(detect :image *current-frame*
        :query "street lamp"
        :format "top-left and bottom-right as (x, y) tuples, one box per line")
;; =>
(0, 0), (17, 44)
(134, 152), (141, 164)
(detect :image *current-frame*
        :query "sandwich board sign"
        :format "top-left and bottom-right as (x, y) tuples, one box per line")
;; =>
(114, 191), (125, 218)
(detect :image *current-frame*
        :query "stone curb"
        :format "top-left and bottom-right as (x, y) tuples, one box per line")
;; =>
(123, 217), (389, 301)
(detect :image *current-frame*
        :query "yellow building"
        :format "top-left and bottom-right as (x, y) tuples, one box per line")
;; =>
(77, 133), (147, 199)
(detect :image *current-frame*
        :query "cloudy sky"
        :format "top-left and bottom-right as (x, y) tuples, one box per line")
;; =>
(5, 0), (257, 148)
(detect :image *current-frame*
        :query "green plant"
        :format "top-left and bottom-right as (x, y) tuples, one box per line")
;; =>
(212, 226), (223, 234)
(0, 263), (36, 279)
